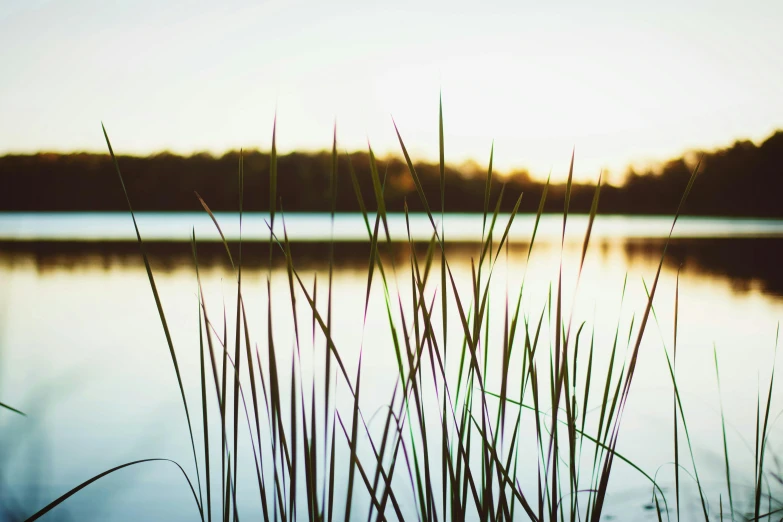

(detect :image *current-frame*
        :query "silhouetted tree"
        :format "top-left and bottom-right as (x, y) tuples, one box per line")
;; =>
(1, 130), (782, 215)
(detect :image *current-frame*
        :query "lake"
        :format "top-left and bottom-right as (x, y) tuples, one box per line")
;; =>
(1, 212), (783, 521)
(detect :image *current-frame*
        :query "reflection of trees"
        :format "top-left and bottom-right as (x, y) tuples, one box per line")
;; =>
(0, 240), (418, 273)
(624, 238), (783, 296)
(3, 237), (783, 299)
(2, 130), (783, 215)
(0, 241), (530, 274)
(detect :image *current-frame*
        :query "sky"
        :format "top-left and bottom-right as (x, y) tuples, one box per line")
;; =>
(1, 0), (782, 183)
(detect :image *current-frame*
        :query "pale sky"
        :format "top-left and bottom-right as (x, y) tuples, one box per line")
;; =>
(1, 0), (782, 182)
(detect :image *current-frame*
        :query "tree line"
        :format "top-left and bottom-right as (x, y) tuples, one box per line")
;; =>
(1, 130), (782, 216)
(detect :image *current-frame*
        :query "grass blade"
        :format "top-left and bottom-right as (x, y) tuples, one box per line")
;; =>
(0, 401), (25, 416)
(269, 113), (278, 268)
(714, 346), (734, 521)
(101, 123), (203, 521)
(194, 191), (234, 268)
(344, 354), (363, 522)
(754, 325), (779, 519)
(27, 459), (201, 522)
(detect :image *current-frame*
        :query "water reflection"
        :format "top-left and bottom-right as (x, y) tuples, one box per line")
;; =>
(1, 233), (782, 520)
(624, 237), (783, 296)
(3, 236), (783, 299)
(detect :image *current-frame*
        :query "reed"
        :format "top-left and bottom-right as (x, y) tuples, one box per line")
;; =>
(21, 105), (783, 522)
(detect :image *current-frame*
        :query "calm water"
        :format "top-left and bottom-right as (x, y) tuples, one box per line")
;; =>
(1, 213), (783, 520)
(3, 212), (783, 242)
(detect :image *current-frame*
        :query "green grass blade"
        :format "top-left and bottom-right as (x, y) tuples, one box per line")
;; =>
(231, 151), (244, 519)
(268, 114), (278, 268)
(196, 258), (212, 522)
(27, 459), (201, 522)
(549, 147), (575, 522)
(101, 123), (203, 521)
(591, 156), (701, 521)
(483, 390), (668, 510)
(526, 172), (550, 265)
(240, 297), (270, 521)
(643, 278), (707, 521)
(368, 144), (390, 243)
(346, 152), (372, 237)
(194, 191), (234, 269)
(328, 417), (336, 522)
(714, 346), (734, 521)
(754, 324), (779, 519)
(289, 356), (298, 522)
(492, 191), (523, 267)
(392, 119), (437, 234)
(439, 93), (448, 367)
(344, 354), (363, 522)
(481, 141), (494, 241)
(265, 223), (356, 394)
(0, 401), (25, 416)
(674, 269), (681, 522)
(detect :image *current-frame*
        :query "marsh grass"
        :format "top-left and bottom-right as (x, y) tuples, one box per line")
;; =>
(20, 105), (783, 522)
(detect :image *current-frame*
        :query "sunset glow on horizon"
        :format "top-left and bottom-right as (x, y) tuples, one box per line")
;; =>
(2, 0), (782, 182)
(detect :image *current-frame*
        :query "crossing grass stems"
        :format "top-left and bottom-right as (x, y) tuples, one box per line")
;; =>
(20, 103), (783, 522)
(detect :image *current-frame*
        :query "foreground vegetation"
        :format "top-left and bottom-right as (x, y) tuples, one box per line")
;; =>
(12, 105), (783, 521)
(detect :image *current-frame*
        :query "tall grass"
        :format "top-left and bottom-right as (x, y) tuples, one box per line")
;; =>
(22, 110), (783, 522)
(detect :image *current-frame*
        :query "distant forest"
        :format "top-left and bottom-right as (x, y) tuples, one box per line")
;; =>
(2, 131), (783, 216)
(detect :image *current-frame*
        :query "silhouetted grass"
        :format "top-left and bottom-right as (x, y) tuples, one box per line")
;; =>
(19, 109), (783, 522)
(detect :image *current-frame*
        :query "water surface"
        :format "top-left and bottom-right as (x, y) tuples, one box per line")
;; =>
(2, 212), (783, 242)
(1, 213), (782, 520)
